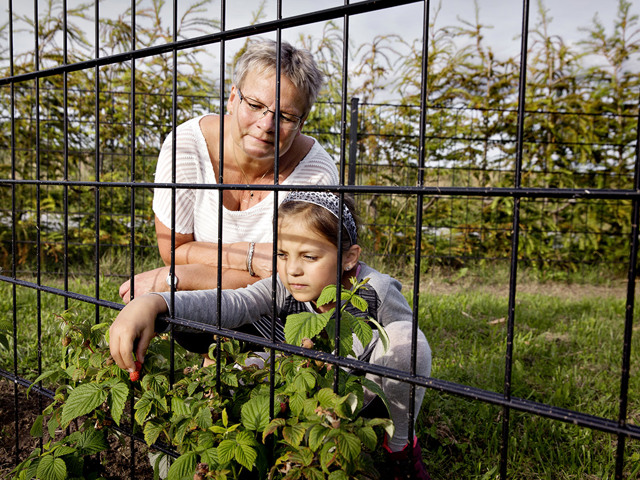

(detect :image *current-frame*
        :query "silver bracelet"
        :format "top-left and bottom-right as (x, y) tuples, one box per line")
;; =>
(246, 242), (256, 276)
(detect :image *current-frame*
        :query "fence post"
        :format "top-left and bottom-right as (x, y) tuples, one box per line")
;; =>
(348, 97), (359, 185)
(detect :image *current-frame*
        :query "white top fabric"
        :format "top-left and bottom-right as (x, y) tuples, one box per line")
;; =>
(152, 114), (339, 243)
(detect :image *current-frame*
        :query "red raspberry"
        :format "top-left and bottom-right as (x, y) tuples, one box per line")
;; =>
(129, 361), (142, 382)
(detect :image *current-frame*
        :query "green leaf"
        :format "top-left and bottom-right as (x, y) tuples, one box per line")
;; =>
(328, 470), (350, 480)
(289, 447), (314, 467)
(283, 423), (306, 447)
(368, 318), (390, 353)
(166, 451), (197, 480)
(262, 418), (286, 442)
(36, 454), (67, 480)
(351, 319), (373, 350)
(234, 438), (257, 471)
(170, 397), (189, 418)
(308, 424), (328, 452)
(77, 429), (109, 455)
(288, 392), (306, 415)
(337, 432), (361, 462)
(144, 419), (165, 446)
(30, 414), (44, 438)
(108, 380), (129, 426)
(356, 426), (378, 451)
(284, 311), (331, 346)
(217, 439), (237, 464)
(292, 369), (316, 392)
(60, 383), (108, 427)
(316, 285), (337, 306)
(51, 445), (76, 458)
(348, 293), (368, 312)
(195, 406), (213, 430)
(241, 395), (270, 432)
(316, 388), (338, 409)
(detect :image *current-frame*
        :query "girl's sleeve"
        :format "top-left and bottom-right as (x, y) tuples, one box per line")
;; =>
(153, 278), (275, 331)
(368, 273), (414, 327)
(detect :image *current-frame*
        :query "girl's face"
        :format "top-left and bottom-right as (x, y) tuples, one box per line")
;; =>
(277, 214), (359, 312)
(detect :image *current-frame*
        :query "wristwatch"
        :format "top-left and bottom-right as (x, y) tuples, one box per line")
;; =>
(166, 272), (179, 290)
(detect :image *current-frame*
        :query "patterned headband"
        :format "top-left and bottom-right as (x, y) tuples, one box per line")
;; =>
(281, 191), (358, 245)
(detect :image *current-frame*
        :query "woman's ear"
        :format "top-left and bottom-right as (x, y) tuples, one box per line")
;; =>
(227, 85), (238, 114)
(342, 244), (362, 271)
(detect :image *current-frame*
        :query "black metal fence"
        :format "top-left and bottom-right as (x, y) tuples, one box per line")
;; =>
(1, 1), (639, 479)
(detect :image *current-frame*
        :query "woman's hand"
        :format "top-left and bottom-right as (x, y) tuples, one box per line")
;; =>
(251, 242), (274, 279)
(109, 294), (168, 372)
(119, 266), (170, 304)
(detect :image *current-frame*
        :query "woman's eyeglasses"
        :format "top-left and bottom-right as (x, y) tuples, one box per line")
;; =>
(237, 88), (303, 131)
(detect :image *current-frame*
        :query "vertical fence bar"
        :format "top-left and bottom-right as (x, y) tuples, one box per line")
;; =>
(348, 97), (358, 186)
(93, 0), (101, 326)
(614, 100), (640, 479)
(500, 0), (531, 478)
(9, 0), (19, 467)
(128, 1), (137, 476)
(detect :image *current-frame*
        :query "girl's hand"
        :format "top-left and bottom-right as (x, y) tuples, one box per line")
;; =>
(109, 294), (168, 372)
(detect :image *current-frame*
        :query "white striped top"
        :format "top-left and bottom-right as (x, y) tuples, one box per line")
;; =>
(152, 115), (339, 244)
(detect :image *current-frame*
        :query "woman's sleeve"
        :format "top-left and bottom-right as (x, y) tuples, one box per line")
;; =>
(152, 127), (200, 234)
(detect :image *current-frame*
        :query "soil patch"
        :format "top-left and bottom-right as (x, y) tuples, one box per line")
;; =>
(0, 378), (154, 479)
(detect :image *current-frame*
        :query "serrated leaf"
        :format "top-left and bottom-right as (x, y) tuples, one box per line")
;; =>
(36, 455), (67, 480)
(77, 429), (109, 455)
(289, 392), (305, 416)
(351, 319), (373, 350)
(234, 443), (257, 471)
(217, 439), (236, 464)
(241, 395), (270, 432)
(51, 445), (76, 457)
(319, 442), (337, 470)
(328, 469), (349, 480)
(289, 446), (314, 467)
(262, 418), (286, 442)
(60, 383), (107, 427)
(348, 293), (368, 312)
(316, 285), (337, 306)
(316, 388), (337, 409)
(356, 426), (378, 451)
(293, 369), (316, 392)
(337, 432), (361, 462)
(134, 393), (154, 425)
(325, 314), (354, 356)
(308, 424), (328, 451)
(108, 381), (129, 426)
(141, 373), (169, 397)
(166, 451), (197, 480)
(283, 423), (306, 447)
(195, 406), (213, 430)
(47, 416), (59, 439)
(170, 397), (189, 418)
(284, 311), (331, 347)
(30, 414), (44, 438)
(144, 419), (164, 446)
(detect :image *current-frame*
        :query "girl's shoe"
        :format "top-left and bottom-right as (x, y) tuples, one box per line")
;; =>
(382, 435), (432, 480)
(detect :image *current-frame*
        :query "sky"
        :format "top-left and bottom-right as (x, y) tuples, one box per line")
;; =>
(1, 0), (632, 99)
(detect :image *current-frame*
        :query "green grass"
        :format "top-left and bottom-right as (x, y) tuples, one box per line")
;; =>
(417, 288), (640, 479)
(1, 269), (639, 479)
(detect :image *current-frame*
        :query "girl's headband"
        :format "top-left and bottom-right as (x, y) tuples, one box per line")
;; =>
(281, 191), (358, 245)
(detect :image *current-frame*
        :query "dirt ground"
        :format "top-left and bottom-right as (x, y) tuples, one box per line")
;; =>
(0, 378), (154, 479)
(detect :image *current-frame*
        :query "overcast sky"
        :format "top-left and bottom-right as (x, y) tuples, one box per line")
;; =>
(2, 0), (632, 94)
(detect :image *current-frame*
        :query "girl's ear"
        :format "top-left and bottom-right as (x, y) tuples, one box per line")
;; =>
(342, 244), (362, 271)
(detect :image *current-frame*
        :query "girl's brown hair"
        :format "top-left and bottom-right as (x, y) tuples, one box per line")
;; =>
(278, 193), (359, 252)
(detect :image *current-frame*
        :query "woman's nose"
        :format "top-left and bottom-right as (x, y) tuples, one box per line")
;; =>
(256, 109), (276, 131)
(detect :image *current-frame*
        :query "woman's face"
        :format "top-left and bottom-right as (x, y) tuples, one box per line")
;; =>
(228, 70), (307, 163)
(277, 214), (346, 312)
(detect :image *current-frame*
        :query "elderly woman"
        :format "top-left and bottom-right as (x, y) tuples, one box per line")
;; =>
(119, 39), (339, 303)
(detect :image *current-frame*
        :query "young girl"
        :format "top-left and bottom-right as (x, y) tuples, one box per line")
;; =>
(109, 191), (432, 480)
